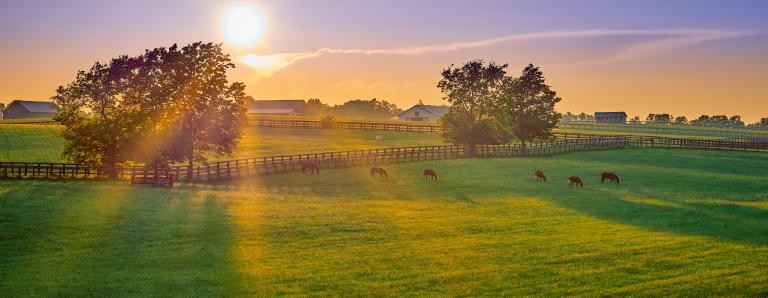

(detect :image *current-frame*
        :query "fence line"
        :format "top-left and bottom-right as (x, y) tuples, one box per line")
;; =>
(1, 134), (766, 183)
(556, 122), (768, 139)
(248, 118), (442, 133)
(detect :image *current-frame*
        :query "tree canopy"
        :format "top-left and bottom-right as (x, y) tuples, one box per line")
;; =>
(53, 42), (248, 176)
(437, 61), (560, 148)
(497, 64), (561, 145)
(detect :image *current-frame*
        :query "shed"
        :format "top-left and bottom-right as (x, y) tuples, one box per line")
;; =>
(2, 100), (59, 119)
(397, 104), (449, 122)
(594, 112), (627, 124)
(247, 99), (306, 116)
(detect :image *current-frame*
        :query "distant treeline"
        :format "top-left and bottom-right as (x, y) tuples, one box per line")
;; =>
(249, 98), (403, 120)
(562, 112), (768, 129)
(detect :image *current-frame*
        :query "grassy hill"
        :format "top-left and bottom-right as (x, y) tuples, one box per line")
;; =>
(1, 148), (766, 296)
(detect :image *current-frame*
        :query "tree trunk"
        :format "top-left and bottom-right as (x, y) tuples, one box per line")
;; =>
(521, 140), (527, 155)
(187, 147), (194, 181)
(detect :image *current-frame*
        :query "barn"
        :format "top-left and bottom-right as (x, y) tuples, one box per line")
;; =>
(397, 104), (449, 122)
(2, 100), (59, 119)
(594, 112), (627, 124)
(247, 99), (306, 116)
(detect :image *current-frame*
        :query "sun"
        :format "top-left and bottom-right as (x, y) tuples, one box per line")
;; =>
(221, 4), (265, 46)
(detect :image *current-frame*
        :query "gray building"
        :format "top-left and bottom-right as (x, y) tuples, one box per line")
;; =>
(594, 112), (627, 124)
(2, 100), (59, 119)
(247, 99), (306, 116)
(397, 104), (449, 122)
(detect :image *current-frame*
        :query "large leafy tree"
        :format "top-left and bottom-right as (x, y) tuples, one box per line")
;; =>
(53, 56), (147, 173)
(438, 60), (507, 119)
(149, 42), (248, 178)
(497, 64), (561, 145)
(53, 42), (248, 178)
(437, 60), (509, 148)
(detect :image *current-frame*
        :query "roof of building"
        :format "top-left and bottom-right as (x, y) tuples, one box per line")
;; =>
(250, 99), (305, 110)
(594, 112), (627, 117)
(399, 104), (450, 117)
(248, 109), (297, 114)
(8, 100), (58, 113)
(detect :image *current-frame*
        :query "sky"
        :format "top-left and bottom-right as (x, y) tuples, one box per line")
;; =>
(1, 0), (767, 121)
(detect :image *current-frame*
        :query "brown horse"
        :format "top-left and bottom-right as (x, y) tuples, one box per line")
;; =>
(301, 162), (320, 174)
(534, 170), (547, 182)
(568, 176), (584, 187)
(601, 172), (620, 184)
(370, 167), (388, 178)
(423, 169), (437, 180)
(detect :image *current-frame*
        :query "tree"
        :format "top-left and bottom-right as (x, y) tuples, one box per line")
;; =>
(561, 112), (576, 122)
(53, 56), (147, 174)
(497, 64), (561, 145)
(53, 42), (248, 179)
(437, 60), (507, 119)
(748, 118), (768, 129)
(302, 98), (328, 116)
(437, 60), (509, 148)
(646, 113), (671, 124)
(149, 42), (248, 179)
(328, 98), (401, 119)
(729, 115), (745, 127)
(439, 108), (509, 147)
(674, 116), (688, 125)
(576, 112), (594, 122)
(629, 116), (641, 124)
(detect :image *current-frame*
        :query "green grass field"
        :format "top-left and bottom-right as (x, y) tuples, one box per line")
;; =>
(2, 148), (766, 296)
(557, 122), (768, 140)
(0, 125), (444, 162)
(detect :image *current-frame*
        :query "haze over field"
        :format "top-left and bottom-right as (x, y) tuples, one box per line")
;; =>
(1, 0), (767, 120)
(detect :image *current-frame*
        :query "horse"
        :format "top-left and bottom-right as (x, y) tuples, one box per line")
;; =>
(370, 167), (388, 178)
(601, 172), (620, 184)
(423, 169), (437, 181)
(301, 161), (320, 174)
(568, 176), (584, 187)
(534, 170), (547, 182)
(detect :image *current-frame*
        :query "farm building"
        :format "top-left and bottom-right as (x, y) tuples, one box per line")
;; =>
(247, 99), (306, 117)
(2, 100), (59, 119)
(595, 112), (627, 124)
(397, 104), (449, 122)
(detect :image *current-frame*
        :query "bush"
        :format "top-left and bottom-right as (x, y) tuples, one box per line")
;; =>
(320, 115), (335, 128)
(440, 108), (510, 153)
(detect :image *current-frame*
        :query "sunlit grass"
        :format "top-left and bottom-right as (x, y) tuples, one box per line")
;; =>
(1, 148), (766, 296)
(0, 125), (445, 162)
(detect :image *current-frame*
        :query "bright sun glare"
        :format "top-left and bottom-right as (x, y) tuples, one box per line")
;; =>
(222, 4), (264, 46)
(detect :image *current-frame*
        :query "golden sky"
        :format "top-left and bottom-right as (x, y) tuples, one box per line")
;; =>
(1, 0), (767, 121)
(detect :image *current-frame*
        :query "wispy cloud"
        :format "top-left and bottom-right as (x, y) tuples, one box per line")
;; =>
(239, 29), (752, 78)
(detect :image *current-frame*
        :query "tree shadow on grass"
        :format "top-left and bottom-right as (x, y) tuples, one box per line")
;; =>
(0, 182), (248, 296)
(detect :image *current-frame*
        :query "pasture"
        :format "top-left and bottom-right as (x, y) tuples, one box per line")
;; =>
(0, 125), (445, 162)
(1, 149), (767, 296)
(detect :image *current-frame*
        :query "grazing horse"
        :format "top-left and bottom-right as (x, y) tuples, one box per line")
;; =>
(370, 167), (388, 178)
(423, 169), (438, 181)
(568, 176), (584, 187)
(601, 172), (620, 184)
(534, 170), (547, 182)
(301, 162), (320, 174)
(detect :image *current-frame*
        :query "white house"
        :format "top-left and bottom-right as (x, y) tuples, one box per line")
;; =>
(397, 104), (449, 122)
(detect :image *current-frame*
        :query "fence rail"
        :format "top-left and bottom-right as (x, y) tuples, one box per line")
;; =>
(1, 134), (766, 183)
(249, 118), (442, 133)
(557, 122), (768, 139)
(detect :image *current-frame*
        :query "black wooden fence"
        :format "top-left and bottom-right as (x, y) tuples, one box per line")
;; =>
(249, 118), (442, 133)
(1, 134), (766, 183)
